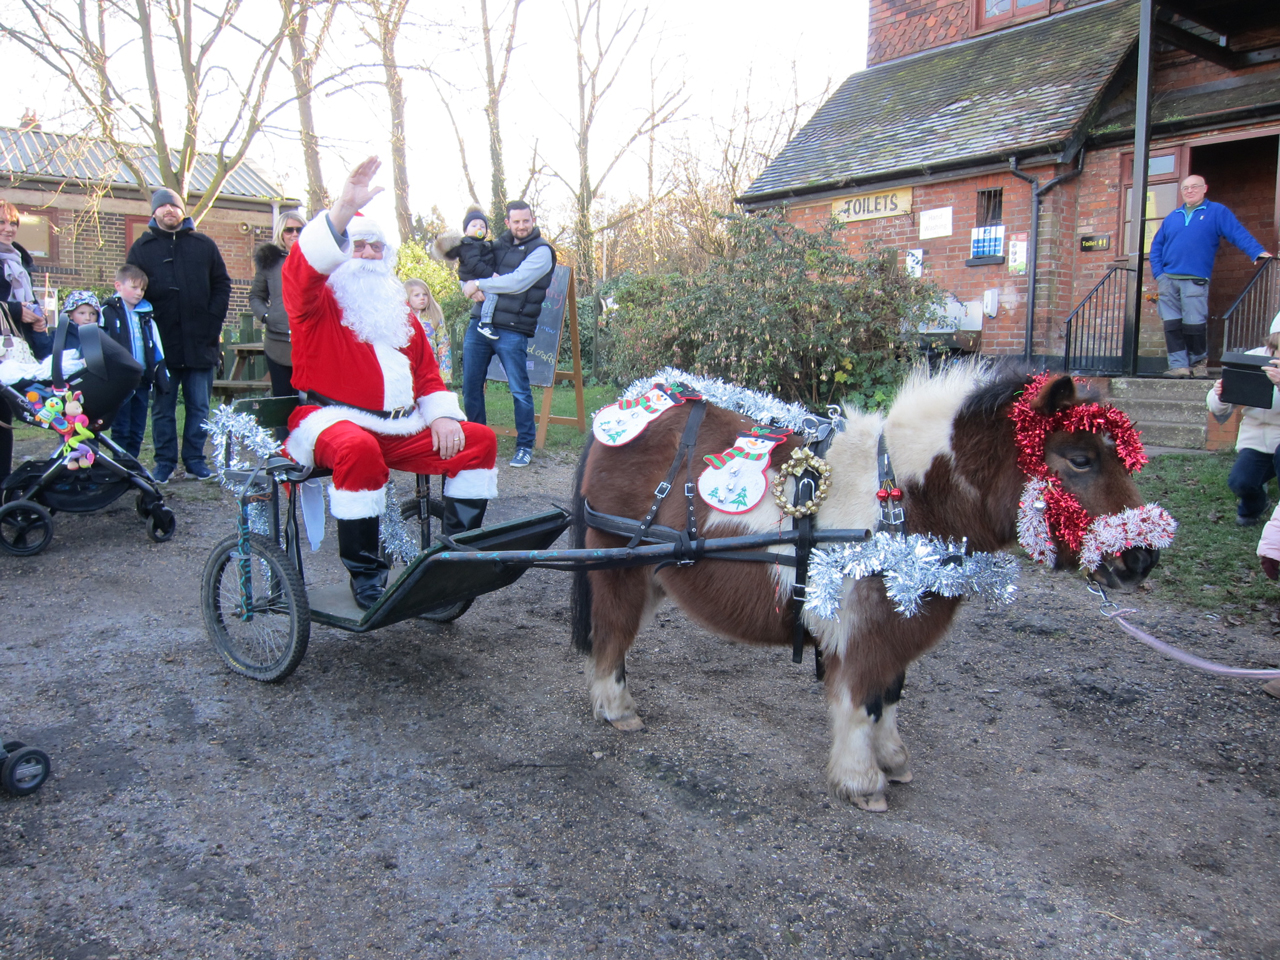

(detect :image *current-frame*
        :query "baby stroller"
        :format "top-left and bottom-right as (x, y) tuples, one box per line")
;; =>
(0, 320), (175, 556)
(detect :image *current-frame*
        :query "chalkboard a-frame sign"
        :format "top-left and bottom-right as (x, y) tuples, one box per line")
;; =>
(483, 264), (586, 448)
(486, 263), (571, 388)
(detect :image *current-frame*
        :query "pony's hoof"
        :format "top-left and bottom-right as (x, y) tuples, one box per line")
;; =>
(852, 792), (888, 812)
(609, 715), (646, 732)
(886, 768), (913, 784)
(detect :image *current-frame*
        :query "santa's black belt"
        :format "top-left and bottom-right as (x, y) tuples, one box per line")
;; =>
(301, 390), (415, 421)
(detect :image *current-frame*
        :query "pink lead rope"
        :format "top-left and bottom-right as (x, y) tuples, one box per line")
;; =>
(1089, 582), (1280, 680)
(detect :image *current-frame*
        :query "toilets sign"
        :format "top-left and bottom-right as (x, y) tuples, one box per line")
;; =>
(832, 188), (913, 223)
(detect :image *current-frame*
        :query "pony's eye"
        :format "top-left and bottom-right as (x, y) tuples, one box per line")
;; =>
(1068, 456), (1092, 469)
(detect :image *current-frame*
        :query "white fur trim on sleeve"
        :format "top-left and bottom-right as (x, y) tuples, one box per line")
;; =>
(444, 467), (498, 499)
(329, 484), (386, 519)
(299, 213), (349, 276)
(417, 390), (466, 424)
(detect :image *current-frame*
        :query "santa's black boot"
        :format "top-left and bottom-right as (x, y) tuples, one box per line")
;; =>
(337, 517), (389, 611)
(441, 497), (488, 536)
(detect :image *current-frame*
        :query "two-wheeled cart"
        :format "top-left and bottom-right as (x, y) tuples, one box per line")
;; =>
(203, 398), (869, 683)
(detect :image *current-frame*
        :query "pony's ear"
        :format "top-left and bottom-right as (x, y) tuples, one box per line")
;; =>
(1030, 374), (1078, 415)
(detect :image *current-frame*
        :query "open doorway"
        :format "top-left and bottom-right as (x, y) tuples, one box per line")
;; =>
(1189, 134), (1279, 360)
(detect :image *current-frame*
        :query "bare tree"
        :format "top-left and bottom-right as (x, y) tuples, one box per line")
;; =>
(426, 0), (549, 225)
(353, 0), (412, 240)
(551, 0), (686, 298)
(2, 0), (292, 224)
(602, 73), (827, 278)
(281, 0), (338, 216)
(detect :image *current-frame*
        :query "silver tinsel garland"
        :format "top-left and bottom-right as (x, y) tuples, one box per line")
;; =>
(620, 368), (843, 439)
(804, 533), (1020, 620)
(206, 406), (281, 482)
(379, 477), (420, 566)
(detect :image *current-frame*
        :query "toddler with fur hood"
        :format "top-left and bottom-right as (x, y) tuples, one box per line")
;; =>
(433, 206), (499, 340)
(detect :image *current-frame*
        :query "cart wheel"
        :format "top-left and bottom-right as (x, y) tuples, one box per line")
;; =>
(147, 506), (177, 543)
(417, 599), (474, 623)
(1, 746), (51, 796)
(202, 532), (310, 683)
(0, 501), (54, 557)
(2, 741), (25, 754)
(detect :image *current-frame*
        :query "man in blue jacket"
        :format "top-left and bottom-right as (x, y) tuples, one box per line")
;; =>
(1149, 175), (1272, 378)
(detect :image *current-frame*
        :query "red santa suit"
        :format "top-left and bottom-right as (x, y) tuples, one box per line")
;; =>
(282, 214), (497, 519)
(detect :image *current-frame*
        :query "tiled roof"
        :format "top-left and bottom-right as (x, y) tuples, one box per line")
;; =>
(740, 0), (1138, 205)
(0, 126), (289, 202)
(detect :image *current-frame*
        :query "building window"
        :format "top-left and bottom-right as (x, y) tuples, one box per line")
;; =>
(1120, 149), (1186, 255)
(968, 188), (1005, 265)
(977, 0), (1048, 29)
(15, 210), (57, 264)
(976, 188), (1003, 228)
(124, 215), (152, 251)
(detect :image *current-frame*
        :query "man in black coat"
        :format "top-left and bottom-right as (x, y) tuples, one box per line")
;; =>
(127, 188), (231, 482)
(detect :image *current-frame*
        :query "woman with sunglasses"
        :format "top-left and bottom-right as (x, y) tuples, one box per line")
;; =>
(0, 200), (53, 483)
(249, 212), (306, 398)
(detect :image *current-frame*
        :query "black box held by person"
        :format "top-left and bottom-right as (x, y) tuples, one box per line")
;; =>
(1220, 352), (1275, 409)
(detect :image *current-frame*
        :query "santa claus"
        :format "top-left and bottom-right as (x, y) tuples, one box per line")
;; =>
(282, 157), (497, 609)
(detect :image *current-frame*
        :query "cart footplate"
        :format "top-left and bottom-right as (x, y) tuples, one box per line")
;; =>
(309, 508), (570, 631)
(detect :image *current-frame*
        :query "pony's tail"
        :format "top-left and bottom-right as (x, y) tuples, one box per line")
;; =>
(570, 433), (595, 655)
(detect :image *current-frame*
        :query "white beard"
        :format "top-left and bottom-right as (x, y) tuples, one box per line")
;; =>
(328, 257), (413, 349)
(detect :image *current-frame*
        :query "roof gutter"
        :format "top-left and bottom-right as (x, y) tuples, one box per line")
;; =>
(1009, 150), (1085, 365)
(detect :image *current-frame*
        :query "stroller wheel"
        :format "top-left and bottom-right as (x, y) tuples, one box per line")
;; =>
(2, 741), (25, 754)
(0, 501), (54, 557)
(136, 492), (151, 518)
(147, 507), (177, 543)
(1, 746), (51, 796)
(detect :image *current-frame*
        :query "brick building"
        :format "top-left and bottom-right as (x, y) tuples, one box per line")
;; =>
(740, 0), (1280, 374)
(0, 123), (301, 319)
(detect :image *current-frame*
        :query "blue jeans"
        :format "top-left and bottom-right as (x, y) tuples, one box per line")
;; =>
(151, 366), (214, 469)
(462, 320), (535, 448)
(110, 385), (151, 459)
(1228, 446), (1280, 520)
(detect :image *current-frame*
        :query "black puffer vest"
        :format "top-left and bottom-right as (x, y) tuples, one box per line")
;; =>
(474, 228), (556, 337)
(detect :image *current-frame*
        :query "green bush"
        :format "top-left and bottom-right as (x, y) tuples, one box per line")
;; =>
(605, 214), (941, 409)
(397, 239), (471, 372)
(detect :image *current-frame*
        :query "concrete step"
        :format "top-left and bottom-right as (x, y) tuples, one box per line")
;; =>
(1110, 397), (1210, 427)
(1130, 420), (1208, 448)
(1106, 376), (1214, 402)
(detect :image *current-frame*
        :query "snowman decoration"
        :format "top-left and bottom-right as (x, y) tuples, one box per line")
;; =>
(697, 427), (791, 514)
(592, 382), (698, 446)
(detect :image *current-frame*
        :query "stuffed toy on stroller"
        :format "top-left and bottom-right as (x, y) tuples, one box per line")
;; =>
(0, 318), (175, 556)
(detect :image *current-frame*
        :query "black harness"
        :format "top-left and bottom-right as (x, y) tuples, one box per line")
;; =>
(583, 401), (845, 678)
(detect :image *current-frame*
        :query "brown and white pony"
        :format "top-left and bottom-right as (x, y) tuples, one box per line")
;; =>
(570, 363), (1159, 811)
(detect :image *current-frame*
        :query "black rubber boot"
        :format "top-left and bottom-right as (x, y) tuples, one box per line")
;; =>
(337, 517), (389, 611)
(441, 497), (488, 536)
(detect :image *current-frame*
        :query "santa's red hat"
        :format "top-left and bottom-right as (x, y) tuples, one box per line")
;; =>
(348, 211), (386, 245)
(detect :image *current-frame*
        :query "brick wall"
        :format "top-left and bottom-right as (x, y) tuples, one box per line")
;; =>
(780, 122), (1279, 366)
(5, 186), (277, 322)
(868, 0), (1105, 66)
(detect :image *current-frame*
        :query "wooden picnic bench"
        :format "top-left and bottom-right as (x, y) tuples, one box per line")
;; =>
(213, 341), (270, 403)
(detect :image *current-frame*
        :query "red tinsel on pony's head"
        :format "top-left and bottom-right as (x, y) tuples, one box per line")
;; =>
(1009, 372), (1148, 482)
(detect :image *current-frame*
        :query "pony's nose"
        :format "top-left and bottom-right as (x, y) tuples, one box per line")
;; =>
(1117, 546), (1159, 582)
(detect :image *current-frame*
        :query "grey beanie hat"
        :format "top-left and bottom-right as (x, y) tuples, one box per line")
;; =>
(150, 188), (184, 213)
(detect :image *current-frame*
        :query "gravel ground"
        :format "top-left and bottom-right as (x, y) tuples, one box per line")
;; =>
(1, 439), (1278, 960)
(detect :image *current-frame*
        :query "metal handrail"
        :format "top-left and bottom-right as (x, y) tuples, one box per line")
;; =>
(1063, 265), (1133, 375)
(1222, 257), (1279, 353)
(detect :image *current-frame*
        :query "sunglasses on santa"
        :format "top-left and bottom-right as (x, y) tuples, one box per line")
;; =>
(352, 240), (385, 253)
